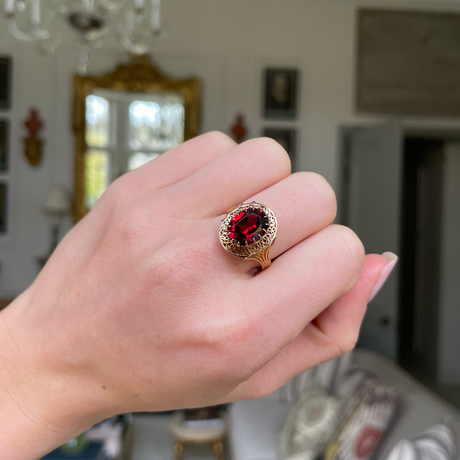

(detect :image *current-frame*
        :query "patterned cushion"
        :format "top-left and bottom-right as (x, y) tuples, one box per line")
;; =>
(323, 368), (401, 460)
(385, 419), (458, 460)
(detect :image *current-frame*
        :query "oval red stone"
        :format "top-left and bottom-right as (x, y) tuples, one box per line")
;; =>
(227, 207), (269, 246)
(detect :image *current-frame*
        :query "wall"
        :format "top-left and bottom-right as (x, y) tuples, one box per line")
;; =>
(438, 143), (460, 384)
(3, 0), (460, 295)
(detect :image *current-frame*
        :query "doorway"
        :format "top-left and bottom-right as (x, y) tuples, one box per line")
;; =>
(339, 124), (460, 388)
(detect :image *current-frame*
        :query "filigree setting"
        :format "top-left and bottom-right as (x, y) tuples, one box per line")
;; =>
(219, 202), (277, 259)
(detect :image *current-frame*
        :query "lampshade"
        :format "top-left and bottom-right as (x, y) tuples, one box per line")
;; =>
(42, 185), (71, 215)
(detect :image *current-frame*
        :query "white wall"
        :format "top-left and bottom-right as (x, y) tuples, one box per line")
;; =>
(438, 143), (460, 384)
(3, 0), (460, 295)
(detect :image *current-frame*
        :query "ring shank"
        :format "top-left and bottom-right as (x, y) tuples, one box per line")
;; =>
(246, 245), (272, 270)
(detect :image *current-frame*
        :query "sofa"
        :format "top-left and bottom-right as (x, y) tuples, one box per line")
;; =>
(228, 348), (460, 460)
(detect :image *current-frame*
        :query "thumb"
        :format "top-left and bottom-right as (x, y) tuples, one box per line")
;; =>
(312, 252), (398, 349)
(225, 252), (398, 400)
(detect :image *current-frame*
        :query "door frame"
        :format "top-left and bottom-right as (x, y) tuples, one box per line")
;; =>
(338, 123), (460, 366)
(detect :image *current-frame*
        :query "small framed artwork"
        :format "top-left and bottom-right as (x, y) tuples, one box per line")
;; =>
(0, 120), (9, 171)
(263, 128), (297, 170)
(0, 56), (12, 110)
(263, 68), (299, 120)
(0, 182), (7, 233)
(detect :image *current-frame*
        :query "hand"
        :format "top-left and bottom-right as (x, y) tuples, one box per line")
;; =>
(0, 132), (394, 460)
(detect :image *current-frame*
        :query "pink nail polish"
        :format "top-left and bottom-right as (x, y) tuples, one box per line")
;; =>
(368, 252), (398, 302)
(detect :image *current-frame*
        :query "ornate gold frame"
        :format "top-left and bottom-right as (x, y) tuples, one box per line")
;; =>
(73, 55), (200, 222)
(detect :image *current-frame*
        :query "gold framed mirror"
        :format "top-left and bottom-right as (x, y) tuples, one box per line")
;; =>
(73, 55), (200, 222)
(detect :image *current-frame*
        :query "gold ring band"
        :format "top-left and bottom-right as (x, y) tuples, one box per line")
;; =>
(219, 202), (277, 270)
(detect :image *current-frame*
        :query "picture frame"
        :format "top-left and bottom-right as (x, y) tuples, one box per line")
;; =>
(263, 68), (298, 120)
(356, 9), (460, 116)
(0, 182), (8, 233)
(0, 120), (9, 172)
(0, 56), (12, 110)
(263, 128), (297, 171)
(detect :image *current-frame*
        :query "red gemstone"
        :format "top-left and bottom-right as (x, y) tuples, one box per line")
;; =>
(227, 207), (269, 246)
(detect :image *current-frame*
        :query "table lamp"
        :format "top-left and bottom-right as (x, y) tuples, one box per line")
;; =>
(38, 185), (71, 268)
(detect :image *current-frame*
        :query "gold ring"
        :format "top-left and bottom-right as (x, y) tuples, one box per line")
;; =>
(219, 202), (277, 270)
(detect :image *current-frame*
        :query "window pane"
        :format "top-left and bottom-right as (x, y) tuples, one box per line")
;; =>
(129, 95), (184, 152)
(86, 95), (109, 147)
(85, 149), (110, 209)
(128, 151), (161, 171)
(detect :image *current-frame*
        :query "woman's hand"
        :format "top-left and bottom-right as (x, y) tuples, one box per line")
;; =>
(0, 132), (394, 460)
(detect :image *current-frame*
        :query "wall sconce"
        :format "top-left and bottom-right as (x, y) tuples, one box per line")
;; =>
(23, 108), (44, 166)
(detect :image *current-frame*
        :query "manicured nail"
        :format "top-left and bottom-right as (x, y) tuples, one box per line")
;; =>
(368, 252), (398, 302)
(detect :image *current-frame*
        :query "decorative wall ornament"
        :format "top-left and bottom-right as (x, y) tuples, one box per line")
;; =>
(230, 114), (247, 144)
(23, 108), (44, 166)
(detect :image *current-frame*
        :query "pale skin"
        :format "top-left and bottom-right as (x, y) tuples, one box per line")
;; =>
(0, 133), (393, 460)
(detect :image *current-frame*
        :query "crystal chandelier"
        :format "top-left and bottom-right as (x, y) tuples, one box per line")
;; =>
(2, 0), (164, 71)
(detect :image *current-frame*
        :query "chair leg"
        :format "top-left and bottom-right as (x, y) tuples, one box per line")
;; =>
(213, 440), (224, 460)
(173, 441), (184, 460)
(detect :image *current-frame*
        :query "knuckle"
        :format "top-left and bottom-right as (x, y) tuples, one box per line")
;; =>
(92, 178), (121, 213)
(245, 137), (292, 177)
(330, 225), (365, 282)
(290, 172), (337, 222)
(189, 319), (256, 384)
(212, 318), (260, 380)
(110, 206), (156, 252)
(337, 331), (359, 355)
(96, 174), (136, 217)
(106, 174), (129, 200)
(205, 131), (237, 150)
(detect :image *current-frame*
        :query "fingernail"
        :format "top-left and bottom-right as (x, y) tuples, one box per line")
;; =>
(368, 252), (398, 302)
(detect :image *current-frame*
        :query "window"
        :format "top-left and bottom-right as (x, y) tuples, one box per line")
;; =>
(84, 90), (185, 209)
(85, 95), (110, 209)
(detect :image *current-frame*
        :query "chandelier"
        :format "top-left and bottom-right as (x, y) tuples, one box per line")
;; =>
(2, 0), (164, 72)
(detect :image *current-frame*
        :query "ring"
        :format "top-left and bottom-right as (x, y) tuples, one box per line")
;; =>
(219, 202), (277, 270)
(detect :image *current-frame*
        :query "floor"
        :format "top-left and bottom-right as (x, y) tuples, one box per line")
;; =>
(131, 414), (217, 460)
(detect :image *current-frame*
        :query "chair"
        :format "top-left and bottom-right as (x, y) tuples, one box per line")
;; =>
(168, 411), (227, 460)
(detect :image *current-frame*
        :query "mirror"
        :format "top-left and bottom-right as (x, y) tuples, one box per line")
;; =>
(73, 55), (200, 222)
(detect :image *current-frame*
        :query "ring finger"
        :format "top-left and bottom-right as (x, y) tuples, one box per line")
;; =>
(217, 171), (337, 271)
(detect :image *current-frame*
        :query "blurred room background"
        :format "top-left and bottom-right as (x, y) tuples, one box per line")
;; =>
(1, 0), (460, 459)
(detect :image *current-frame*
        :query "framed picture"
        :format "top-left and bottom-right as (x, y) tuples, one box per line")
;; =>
(0, 56), (12, 110)
(0, 182), (7, 233)
(0, 120), (9, 171)
(263, 68), (298, 119)
(263, 128), (297, 170)
(357, 9), (460, 116)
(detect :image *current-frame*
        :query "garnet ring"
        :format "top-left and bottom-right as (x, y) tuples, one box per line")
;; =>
(219, 202), (277, 270)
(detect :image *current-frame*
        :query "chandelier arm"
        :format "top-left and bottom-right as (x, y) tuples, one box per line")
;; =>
(7, 17), (50, 42)
(4, 0), (164, 56)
